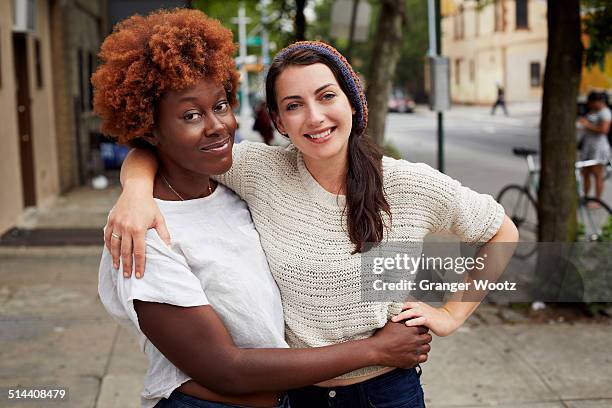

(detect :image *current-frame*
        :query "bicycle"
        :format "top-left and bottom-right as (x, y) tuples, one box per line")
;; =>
(496, 147), (612, 258)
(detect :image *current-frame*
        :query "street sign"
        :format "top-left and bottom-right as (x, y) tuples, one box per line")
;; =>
(244, 63), (264, 72)
(247, 36), (262, 46)
(428, 56), (451, 112)
(235, 55), (258, 66)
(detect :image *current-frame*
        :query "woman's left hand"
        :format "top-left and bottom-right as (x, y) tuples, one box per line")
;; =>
(391, 301), (463, 337)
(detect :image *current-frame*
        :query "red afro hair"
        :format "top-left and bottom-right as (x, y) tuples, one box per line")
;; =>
(92, 8), (239, 144)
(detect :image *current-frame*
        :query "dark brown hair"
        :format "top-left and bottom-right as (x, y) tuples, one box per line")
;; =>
(265, 48), (391, 253)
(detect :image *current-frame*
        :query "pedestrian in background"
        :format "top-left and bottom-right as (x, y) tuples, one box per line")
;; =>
(491, 83), (509, 116)
(253, 100), (274, 145)
(578, 91), (612, 205)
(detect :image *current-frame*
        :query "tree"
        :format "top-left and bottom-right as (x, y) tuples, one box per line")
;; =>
(193, 0), (308, 50)
(294, 0), (307, 41)
(307, 0), (379, 74)
(394, 0), (428, 101)
(365, 0), (406, 146)
(582, 0), (612, 68)
(538, 0), (583, 243)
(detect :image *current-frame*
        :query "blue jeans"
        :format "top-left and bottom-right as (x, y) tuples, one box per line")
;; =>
(288, 367), (425, 408)
(155, 390), (290, 408)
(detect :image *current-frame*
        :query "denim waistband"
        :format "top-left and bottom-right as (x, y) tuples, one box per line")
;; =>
(288, 366), (424, 408)
(158, 390), (289, 408)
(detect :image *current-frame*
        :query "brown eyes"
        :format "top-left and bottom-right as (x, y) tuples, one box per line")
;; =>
(182, 101), (230, 122)
(214, 102), (229, 113)
(183, 111), (202, 122)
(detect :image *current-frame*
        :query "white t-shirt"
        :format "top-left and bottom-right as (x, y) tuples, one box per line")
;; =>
(98, 184), (288, 408)
(585, 106), (612, 138)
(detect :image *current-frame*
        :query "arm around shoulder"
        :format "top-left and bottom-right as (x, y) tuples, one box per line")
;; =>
(105, 147), (169, 277)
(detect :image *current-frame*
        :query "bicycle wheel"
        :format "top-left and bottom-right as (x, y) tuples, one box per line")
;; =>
(497, 185), (538, 258)
(577, 197), (612, 241)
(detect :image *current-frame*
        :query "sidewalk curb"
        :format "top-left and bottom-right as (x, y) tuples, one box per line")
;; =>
(0, 246), (103, 257)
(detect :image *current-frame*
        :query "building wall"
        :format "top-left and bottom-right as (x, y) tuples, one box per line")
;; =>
(51, 0), (78, 191)
(52, 0), (105, 191)
(30, 0), (60, 206)
(442, 0), (548, 104)
(474, 48), (504, 103)
(0, 0), (60, 235)
(506, 41), (545, 101)
(0, 1), (24, 234)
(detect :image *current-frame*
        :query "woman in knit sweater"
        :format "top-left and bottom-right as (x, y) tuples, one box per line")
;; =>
(106, 41), (518, 407)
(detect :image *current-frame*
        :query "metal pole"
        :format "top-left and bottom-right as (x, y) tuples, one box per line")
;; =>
(435, 0), (444, 173)
(427, 0), (436, 56)
(346, 0), (360, 62)
(261, 0), (270, 69)
(236, 4), (251, 129)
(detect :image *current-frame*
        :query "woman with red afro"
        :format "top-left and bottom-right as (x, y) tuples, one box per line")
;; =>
(95, 9), (432, 408)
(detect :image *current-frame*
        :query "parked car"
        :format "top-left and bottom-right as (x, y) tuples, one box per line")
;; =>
(388, 90), (415, 113)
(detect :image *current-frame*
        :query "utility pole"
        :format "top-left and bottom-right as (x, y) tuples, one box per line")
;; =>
(435, 0), (444, 173)
(427, 0), (446, 173)
(261, 0), (270, 69)
(346, 0), (360, 62)
(232, 3), (252, 130)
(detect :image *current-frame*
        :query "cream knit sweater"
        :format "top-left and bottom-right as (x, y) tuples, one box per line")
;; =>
(216, 141), (505, 379)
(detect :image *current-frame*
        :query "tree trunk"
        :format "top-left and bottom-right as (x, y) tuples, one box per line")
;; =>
(365, 0), (405, 146)
(538, 0), (583, 242)
(294, 0), (307, 41)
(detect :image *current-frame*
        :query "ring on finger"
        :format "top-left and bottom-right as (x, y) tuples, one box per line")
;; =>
(111, 232), (121, 240)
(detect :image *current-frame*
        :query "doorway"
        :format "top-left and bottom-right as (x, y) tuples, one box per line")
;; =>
(13, 34), (36, 207)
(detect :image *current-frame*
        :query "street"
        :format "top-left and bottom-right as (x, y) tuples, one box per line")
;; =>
(385, 103), (612, 205)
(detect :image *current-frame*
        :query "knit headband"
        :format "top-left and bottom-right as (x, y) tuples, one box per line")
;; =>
(274, 41), (368, 133)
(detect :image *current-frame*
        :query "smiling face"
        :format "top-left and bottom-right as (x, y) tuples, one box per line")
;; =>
(147, 79), (237, 177)
(273, 63), (355, 163)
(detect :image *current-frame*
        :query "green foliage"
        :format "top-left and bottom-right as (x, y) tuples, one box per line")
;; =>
(582, 0), (612, 68)
(383, 141), (403, 159)
(307, 0), (380, 74)
(192, 0), (296, 54)
(396, 0), (428, 99)
(474, 0), (495, 11)
(308, 0), (427, 99)
(599, 213), (612, 241)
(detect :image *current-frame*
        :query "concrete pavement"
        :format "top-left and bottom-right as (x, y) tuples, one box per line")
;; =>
(1, 244), (611, 407)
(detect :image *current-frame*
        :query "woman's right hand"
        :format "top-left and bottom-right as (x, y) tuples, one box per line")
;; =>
(104, 187), (170, 278)
(370, 321), (431, 369)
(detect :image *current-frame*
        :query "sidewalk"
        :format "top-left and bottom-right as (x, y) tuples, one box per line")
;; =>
(412, 102), (542, 130)
(1, 183), (611, 408)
